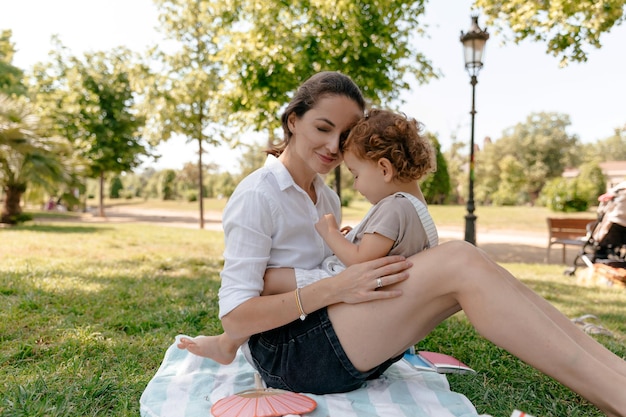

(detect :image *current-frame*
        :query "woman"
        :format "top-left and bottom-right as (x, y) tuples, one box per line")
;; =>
(179, 108), (438, 361)
(214, 72), (626, 416)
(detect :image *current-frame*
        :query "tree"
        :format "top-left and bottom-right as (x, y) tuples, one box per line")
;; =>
(160, 169), (178, 200)
(0, 30), (27, 97)
(109, 175), (124, 199)
(141, 0), (229, 228)
(576, 160), (607, 204)
(473, 140), (501, 205)
(220, 0), (436, 136)
(583, 126), (626, 161)
(491, 155), (526, 205)
(539, 174), (598, 213)
(475, 112), (580, 205)
(324, 158), (358, 207)
(476, 0), (626, 65)
(236, 141), (268, 181)
(30, 44), (149, 217)
(421, 134), (451, 204)
(213, 171), (237, 198)
(443, 138), (468, 204)
(0, 95), (71, 223)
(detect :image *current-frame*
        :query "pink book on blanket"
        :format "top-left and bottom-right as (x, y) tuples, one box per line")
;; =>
(404, 350), (476, 375)
(418, 351), (475, 374)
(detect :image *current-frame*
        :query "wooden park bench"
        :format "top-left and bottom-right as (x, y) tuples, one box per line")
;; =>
(546, 217), (596, 264)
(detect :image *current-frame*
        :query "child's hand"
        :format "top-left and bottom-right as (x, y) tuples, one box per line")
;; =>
(340, 225), (352, 236)
(315, 213), (340, 239)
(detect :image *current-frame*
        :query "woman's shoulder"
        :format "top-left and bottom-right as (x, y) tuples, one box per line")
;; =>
(232, 165), (278, 194)
(224, 167), (277, 211)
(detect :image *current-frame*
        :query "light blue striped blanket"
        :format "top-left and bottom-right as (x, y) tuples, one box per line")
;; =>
(140, 335), (491, 417)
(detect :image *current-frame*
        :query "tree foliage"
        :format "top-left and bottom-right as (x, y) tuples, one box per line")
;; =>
(143, 0), (226, 147)
(421, 134), (451, 204)
(538, 160), (605, 213)
(474, 112), (580, 205)
(582, 127), (626, 161)
(220, 0), (437, 136)
(443, 139), (467, 204)
(236, 141), (268, 181)
(0, 30), (27, 97)
(476, 0), (626, 65)
(0, 95), (72, 223)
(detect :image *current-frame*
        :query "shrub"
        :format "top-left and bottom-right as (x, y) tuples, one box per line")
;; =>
(540, 178), (589, 212)
(109, 176), (124, 199)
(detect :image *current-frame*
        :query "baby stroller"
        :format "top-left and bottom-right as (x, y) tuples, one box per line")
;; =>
(565, 182), (626, 276)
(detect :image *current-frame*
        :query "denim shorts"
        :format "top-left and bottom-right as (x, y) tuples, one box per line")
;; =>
(247, 307), (403, 394)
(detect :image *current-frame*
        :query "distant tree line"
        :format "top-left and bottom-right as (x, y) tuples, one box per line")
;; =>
(96, 116), (625, 215)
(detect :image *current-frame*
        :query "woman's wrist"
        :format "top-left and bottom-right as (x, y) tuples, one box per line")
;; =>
(299, 278), (339, 315)
(294, 288), (307, 320)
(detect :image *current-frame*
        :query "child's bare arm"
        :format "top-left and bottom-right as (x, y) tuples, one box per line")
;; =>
(316, 213), (394, 266)
(262, 268), (297, 295)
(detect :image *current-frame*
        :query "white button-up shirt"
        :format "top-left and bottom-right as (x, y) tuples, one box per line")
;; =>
(218, 155), (341, 318)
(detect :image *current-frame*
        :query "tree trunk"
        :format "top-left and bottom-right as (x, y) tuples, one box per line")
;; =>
(334, 165), (342, 203)
(98, 172), (105, 217)
(1, 183), (25, 224)
(198, 137), (205, 229)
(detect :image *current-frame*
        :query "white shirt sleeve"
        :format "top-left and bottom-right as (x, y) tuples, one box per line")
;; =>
(218, 183), (274, 318)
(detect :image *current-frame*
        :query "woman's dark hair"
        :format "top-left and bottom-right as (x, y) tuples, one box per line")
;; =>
(342, 109), (436, 182)
(267, 71), (366, 157)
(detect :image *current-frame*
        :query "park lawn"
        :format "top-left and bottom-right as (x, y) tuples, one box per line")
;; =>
(1, 220), (625, 417)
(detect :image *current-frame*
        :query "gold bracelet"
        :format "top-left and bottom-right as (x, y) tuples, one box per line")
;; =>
(295, 288), (307, 321)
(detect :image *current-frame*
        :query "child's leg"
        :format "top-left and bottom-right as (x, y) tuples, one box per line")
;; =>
(263, 267), (298, 295)
(177, 333), (248, 365)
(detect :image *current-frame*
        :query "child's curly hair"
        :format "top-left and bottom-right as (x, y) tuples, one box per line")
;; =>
(342, 109), (436, 182)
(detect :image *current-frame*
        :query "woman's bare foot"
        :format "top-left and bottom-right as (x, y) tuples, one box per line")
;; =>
(176, 335), (239, 364)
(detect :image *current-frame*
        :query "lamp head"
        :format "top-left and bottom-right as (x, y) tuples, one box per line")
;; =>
(460, 15), (489, 77)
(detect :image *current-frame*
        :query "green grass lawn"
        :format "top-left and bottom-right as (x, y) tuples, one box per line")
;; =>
(2, 210), (624, 416)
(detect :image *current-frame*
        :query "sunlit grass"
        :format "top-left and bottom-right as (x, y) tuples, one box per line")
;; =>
(2, 211), (624, 416)
(1, 223), (225, 416)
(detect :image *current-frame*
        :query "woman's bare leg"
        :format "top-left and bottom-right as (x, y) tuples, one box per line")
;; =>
(328, 240), (626, 417)
(486, 252), (626, 377)
(177, 333), (247, 364)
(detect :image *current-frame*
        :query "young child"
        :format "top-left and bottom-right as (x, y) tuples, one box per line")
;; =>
(178, 109), (437, 363)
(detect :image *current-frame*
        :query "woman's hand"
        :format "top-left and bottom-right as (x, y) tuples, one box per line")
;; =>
(329, 256), (412, 305)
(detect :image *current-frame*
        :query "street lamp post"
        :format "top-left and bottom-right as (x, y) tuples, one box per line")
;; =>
(460, 15), (489, 246)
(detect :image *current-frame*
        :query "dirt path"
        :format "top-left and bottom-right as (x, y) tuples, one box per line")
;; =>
(37, 205), (224, 231)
